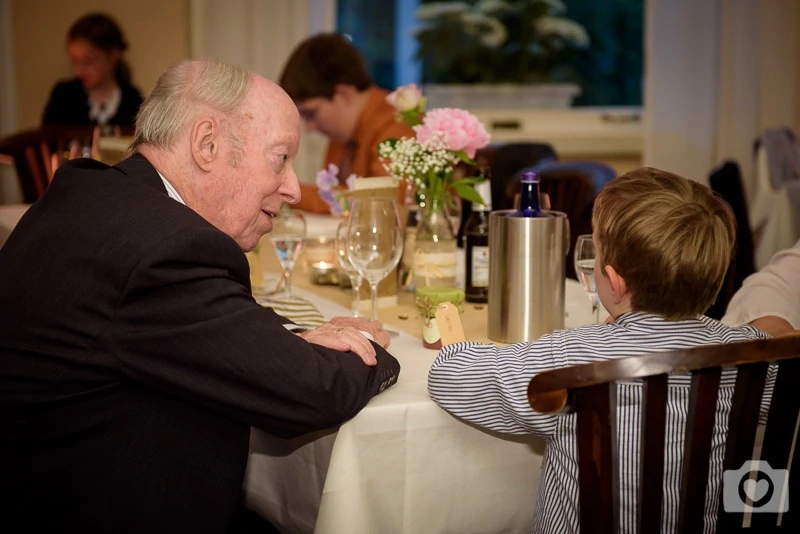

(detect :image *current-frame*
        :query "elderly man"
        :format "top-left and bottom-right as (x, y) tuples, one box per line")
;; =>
(0, 58), (400, 532)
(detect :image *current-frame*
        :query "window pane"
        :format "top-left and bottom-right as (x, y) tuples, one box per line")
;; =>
(336, 0), (399, 91)
(336, 0), (643, 107)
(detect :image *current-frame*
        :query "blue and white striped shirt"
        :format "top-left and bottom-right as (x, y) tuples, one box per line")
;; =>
(428, 312), (772, 534)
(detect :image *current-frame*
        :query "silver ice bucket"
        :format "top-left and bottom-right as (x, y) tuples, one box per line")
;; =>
(488, 210), (570, 343)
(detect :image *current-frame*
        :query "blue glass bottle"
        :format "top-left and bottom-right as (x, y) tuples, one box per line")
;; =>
(507, 171), (547, 217)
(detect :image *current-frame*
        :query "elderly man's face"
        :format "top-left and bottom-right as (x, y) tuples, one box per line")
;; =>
(204, 78), (302, 251)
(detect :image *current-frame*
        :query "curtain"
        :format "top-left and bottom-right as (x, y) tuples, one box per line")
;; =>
(644, 0), (800, 195)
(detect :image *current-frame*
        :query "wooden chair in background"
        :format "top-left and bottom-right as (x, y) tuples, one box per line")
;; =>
(0, 126), (95, 203)
(528, 335), (800, 533)
(0, 125), (133, 204)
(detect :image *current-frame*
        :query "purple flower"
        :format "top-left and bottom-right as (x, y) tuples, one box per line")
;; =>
(316, 163), (340, 191)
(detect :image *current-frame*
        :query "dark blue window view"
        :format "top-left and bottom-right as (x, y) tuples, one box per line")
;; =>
(336, 0), (643, 107)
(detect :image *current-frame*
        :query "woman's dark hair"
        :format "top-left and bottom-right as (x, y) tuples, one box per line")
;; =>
(67, 13), (132, 85)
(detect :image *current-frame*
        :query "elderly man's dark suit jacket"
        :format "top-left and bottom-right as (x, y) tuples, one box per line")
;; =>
(0, 155), (400, 532)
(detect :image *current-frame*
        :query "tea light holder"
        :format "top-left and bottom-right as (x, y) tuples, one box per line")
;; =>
(305, 236), (340, 286)
(310, 260), (339, 285)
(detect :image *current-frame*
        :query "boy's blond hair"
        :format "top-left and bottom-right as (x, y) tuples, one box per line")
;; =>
(592, 167), (735, 320)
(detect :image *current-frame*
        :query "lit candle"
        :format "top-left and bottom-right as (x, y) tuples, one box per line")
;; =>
(310, 260), (338, 285)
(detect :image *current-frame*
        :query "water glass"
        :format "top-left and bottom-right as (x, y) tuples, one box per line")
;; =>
(269, 204), (306, 298)
(574, 234), (600, 323)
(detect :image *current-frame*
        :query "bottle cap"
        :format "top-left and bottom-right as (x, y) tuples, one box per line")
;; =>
(521, 171), (540, 183)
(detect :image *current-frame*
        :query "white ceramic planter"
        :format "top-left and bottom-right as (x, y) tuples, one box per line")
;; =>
(424, 83), (581, 110)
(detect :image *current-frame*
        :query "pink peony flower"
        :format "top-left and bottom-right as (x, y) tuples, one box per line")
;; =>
(386, 83), (423, 112)
(413, 108), (491, 158)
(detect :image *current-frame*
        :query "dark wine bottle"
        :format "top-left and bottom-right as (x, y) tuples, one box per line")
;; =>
(464, 175), (492, 303)
(507, 171), (549, 217)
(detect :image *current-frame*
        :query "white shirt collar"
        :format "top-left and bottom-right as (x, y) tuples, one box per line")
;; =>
(88, 86), (122, 125)
(156, 170), (185, 205)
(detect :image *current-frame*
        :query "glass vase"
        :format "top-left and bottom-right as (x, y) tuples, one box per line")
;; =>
(413, 196), (458, 288)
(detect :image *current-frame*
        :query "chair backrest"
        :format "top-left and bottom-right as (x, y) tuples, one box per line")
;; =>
(0, 126), (96, 203)
(505, 168), (597, 279)
(707, 160), (756, 319)
(489, 142), (558, 211)
(529, 159), (617, 194)
(527, 335), (800, 533)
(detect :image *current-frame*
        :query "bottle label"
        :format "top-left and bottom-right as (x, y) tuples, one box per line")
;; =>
(470, 246), (490, 287)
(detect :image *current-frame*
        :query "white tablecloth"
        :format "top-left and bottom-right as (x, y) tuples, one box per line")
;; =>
(244, 280), (599, 534)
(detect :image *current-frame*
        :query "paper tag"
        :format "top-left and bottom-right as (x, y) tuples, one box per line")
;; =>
(434, 301), (466, 346)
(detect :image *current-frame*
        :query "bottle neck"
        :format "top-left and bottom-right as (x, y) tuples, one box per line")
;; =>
(519, 180), (541, 213)
(472, 204), (491, 213)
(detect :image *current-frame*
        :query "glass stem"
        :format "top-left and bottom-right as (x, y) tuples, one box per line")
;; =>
(370, 282), (379, 321)
(591, 293), (600, 324)
(284, 269), (292, 297)
(350, 274), (362, 317)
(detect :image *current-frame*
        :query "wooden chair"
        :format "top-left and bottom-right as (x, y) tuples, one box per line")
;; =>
(527, 335), (800, 533)
(0, 126), (96, 203)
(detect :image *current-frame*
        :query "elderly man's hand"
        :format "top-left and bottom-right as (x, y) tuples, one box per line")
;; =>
(298, 317), (391, 366)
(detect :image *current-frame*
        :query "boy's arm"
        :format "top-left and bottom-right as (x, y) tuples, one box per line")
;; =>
(428, 336), (566, 437)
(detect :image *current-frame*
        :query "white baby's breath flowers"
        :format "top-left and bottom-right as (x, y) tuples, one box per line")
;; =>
(378, 135), (461, 191)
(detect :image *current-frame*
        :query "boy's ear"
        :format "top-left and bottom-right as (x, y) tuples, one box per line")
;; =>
(604, 264), (629, 303)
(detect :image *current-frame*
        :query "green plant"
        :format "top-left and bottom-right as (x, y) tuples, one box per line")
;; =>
(415, 0), (590, 84)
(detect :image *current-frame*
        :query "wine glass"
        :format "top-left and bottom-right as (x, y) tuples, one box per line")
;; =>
(335, 220), (363, 317)
(345, 199), (403, 321)
(269, 204), (306, 298)
(574, 234), (600, 324)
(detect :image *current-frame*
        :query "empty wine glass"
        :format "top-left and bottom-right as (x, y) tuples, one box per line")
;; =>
(574, 234), (599, 323)
(269, 204), (306, 298)
(345, 199), (403, 321)
(335, 220), (363, 317)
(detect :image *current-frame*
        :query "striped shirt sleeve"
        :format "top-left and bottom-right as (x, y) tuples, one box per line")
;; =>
(428, 334), (568, 437)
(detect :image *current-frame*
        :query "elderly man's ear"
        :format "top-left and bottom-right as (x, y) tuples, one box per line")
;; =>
(191, 118), (219, 171)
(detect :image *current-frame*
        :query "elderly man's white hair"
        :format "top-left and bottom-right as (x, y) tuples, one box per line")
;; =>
(129, 57), (254, 155)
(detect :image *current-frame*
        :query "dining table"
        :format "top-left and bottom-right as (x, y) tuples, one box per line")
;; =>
(244, 220), (603, 534)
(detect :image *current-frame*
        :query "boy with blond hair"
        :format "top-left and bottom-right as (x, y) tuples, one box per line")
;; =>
(428, 167), (771, 533)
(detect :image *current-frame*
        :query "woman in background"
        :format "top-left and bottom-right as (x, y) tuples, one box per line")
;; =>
(42, 13), (143, 128)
